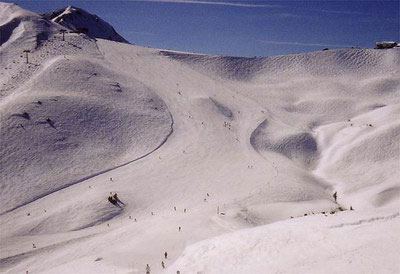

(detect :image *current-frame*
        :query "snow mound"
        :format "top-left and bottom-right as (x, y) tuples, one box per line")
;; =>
(0, 55), (172, 214)
(167, 209), (400, 274)
(250, 119), (318, 168)
(43, 6), (129, 43)
(195, 97), (235, 119)
(315, 105), (400, 209)
(0, 3), (61, 49)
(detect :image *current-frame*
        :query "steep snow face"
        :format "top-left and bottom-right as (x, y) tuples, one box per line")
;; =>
(43, 6), (129, 43)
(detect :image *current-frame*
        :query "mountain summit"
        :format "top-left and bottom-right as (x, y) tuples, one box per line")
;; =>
(43, 6), (129, 43)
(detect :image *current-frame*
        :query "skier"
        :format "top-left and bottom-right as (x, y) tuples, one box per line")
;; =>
(178, 226), (181, 232)
(161, 261), (165, 269)
(146, 264), (151, 274)
(333, 192), (338, 202)
(108, 196), (120, 207)
(113, 193), (125, 205)
(164, 251), (168, 259)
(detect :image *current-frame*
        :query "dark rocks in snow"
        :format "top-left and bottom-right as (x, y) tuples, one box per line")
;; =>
(11, 112), (30, 120)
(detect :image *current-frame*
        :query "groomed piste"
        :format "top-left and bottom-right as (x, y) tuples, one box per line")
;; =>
(0, 3), (399, 274)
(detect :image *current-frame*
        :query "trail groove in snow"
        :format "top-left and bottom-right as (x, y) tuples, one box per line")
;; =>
(329, 212), (400, 228)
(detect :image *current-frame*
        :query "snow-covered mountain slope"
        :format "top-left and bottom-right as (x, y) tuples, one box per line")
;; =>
(0, 3), (399, 274)
(0, 54), (172, 214)
(43, 6), (129, 43)
(0, 3), (60, 49)
(0, 2), (62, 91)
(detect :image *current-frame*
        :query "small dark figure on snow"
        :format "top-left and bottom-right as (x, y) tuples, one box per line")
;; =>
(108, 196), (120, 207)
(146, 264), (151, 274)
(178, 226), (181, 232)
(333, 192), (337, 202)
(164, 251), (168, 259)
(161, 261), (165, 269)
(174, 206), (176, 211)
(113, 193), (125, 205)
(184, 208), (186, 213)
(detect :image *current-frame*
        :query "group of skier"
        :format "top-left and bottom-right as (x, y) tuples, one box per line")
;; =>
(107, 188), (342, 274)
(107, 192), (124, 207)
(145, 251), (181, 273)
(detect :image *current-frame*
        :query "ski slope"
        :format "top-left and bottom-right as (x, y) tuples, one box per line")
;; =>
(0, 3), (399, 274)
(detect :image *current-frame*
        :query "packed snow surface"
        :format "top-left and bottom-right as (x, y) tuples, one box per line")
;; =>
(0, 3), (399, 274)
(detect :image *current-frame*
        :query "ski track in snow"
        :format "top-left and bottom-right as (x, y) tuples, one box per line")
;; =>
(329, 212), (400, 229)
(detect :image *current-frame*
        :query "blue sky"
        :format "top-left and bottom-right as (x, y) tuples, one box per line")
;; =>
(5, 0), (399, 57)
